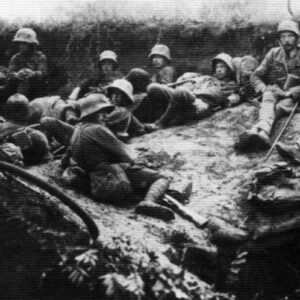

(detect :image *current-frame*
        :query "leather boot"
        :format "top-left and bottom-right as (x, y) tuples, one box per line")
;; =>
(276, 142), (300, 164)
(236, 127), (270, 152)
(135, 177), (175, 221)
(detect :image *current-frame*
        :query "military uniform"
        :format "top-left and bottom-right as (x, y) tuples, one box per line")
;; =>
(75, 70), (124, 100)
(7, 51), (48, 100)
(133, 45), (177, 123)
(62, 96), (174, 220)
(0, 120), (49, 165)
(250, 46), (300, 136)
(69, 50), (123, 101)
(150, 53), (241, 128)
(237, 21), (300, 151)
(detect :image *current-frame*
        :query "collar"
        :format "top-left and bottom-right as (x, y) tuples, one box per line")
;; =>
(282, 47), (298, 59)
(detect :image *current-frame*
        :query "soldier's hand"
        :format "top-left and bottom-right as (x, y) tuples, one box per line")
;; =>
(17, 68), (35, 80)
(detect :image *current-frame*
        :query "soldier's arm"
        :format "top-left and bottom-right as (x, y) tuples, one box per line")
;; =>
(7, 55), (20, 79)
(95, 126), (134, 164)
(250, 50), (273, 94)
(34, 53), (48, 79)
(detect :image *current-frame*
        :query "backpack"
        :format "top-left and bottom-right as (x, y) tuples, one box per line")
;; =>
(0, 126), (32, 166)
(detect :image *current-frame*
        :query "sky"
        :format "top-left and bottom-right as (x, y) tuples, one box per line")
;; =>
(1, 0), (300, 22)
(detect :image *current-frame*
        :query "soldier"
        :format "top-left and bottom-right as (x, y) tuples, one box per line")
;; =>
(237, 20), (300, 152)
(63, 96), (175, 221)
(4, 28), (48, 102)
(0, 94), (50, 165)
(136, 44), (177, 123)
(40, 80), (155, 148)
(68, 50), (123, 101)
(147, 53), (240, 129)
(27, 96), (79, 125)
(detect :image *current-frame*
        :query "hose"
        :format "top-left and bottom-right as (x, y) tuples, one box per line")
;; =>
(0, 160), (99, 242)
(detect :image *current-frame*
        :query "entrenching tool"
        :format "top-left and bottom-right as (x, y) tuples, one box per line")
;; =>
(160, 193), (208, 228)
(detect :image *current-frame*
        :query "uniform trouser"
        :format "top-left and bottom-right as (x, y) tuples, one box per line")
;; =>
(40, 117), (75, 146)
(154, 86), (212, 127)
(134, 83), (171, 123)
(255, 90), (296, 136)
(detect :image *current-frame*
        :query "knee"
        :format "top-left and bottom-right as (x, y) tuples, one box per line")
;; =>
(173, 88), (195, 105)
(262, 90), (277, 104)
(147, 83), (169, 97)
(40, 116), (57, 128)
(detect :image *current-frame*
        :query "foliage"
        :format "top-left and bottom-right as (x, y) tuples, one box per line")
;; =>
(41, 234), (235, 300)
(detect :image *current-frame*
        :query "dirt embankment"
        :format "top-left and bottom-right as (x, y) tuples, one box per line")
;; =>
(0, 21), (277, 93)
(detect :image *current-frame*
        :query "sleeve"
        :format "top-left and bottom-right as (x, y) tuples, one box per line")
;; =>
(250, 49), (273, 94)
(158, 66), (177, 84)
(34, 53), (48, 79)
(93, 126), (134, 164)
(7, 55), (19, 78)
(220, 80), (239, 96)
(24, 129), (50, 164)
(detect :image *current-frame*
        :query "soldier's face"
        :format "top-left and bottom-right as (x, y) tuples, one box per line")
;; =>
(19, 42), (31, 54)
(152, 55), (166, 68)
(100, 60), (115, 74)
(279, 32), (298, 53)
(215, 62), (229, 80)
(110, 89), (125, 106)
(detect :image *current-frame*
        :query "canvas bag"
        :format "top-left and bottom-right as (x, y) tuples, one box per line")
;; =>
(90, 163), (132, 203)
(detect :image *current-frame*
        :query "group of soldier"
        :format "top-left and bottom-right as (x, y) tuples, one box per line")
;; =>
(1, 19), (300, 221)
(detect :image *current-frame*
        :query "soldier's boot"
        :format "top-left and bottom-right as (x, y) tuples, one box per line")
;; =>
(236, 127), (270, 152)
(135, 177), (175, 221)
(276, 142), (300, 165)
(154, 102), (181, 129)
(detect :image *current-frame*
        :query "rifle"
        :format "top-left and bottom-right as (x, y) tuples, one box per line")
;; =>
(160, 193), (208, 228)
(166, 78), (198, 88)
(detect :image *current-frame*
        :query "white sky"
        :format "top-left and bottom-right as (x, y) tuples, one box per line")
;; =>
(1, 0), (300, 22)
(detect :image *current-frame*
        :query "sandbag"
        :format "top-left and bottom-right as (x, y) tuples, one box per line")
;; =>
(90, 164), (132, 203)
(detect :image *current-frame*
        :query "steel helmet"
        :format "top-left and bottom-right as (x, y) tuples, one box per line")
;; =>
(79, 94), (114, 121)
(211, 53), (235, 72)
(6, 93), (30, 122)
(99, 50), (118, 66)
(277, 20), (300, 37)
(13, 28), (39, 45)
(125, 68), (150, 93)
(107, 79), (134, 104)
(148, 44), (172, 62)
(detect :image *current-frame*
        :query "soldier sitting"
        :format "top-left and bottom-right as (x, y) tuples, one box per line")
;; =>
(0, 94), (50, 166)
(0, 28), (48, 104)
(62, 96), (175, 221)
(134, 44), (177, 123)
(146, 53), (240, 129)
(40, 80), (156, 149)
(237, 20), (300, 152)
(68, 50), (123, 101)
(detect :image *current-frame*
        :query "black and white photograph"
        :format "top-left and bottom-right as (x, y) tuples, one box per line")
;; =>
(1, 1), (300, 299)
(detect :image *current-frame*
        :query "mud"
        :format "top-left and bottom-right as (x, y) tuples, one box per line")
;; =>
(21, 101), (300, 299)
